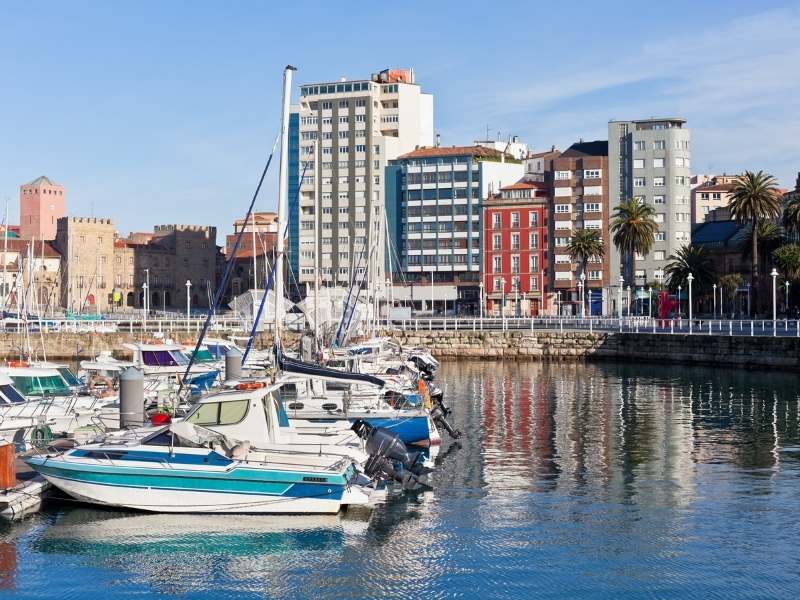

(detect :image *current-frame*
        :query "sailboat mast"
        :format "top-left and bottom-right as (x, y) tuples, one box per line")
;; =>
(313, 139), (320, 349)
(251, 211), (258, 292)
(273, 64), (296, 349)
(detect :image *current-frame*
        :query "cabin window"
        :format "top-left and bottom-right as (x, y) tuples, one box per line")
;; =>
(187, 400), (249, 426)
(142, 350), (178, 366)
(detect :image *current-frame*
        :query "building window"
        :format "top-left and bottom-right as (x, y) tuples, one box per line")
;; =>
(584, 202), (601, 213)
(654, 140), (666, 150)
(494, 278), (503, 292)
(633, 177), (646, 187)
(511, 212), (520, 228)
(634, 141), (646, 151)
(492, 213), (501, 229)
(555, 171), (571, 180)
(583, 169), (601, 179)
(654, 251), (666, 261)
(555, 204), (571, 213)
(530, 255), (538, 272)
(529, 211), (538, 226)
(653, 158), (665, 168)
(588, 270), (601, 280)
(555, 237), (569, 247)
(511, 255), (520, 274)
(511, 233), (520, 250)
(493, 234), (501, 250)
(653, 195), (665, 204)
(654, 177), (665, 187)
(655, 231), (665, 241)
(493, 256), (502, 273)
(633, 159), (645, 169)
(530, 233), (538, 249)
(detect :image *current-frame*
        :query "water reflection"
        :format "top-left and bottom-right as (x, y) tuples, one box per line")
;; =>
(4, 361), (800, 598)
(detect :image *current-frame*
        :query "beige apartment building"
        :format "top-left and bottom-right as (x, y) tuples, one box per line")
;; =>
(691, 174), (739, 225)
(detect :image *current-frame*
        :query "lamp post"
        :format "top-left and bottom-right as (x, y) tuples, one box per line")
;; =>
(771, 268), (778, 336)
(579, 272), (586, 318)
(626, 286), (631, 318)
(430, 269), (434, 315)
(501, 277), (506, 322)
(677, 285), (682, 319)
(186, 279), (192, 330)
(618, 275), (624, 318)
(784, 281), (790, 316)
(687, 273), (694, 334)
(746, 282), (751, 317)
(647, 286), (652, 319)
(479, 280), (484, 321)
(514, 282), (519, 318)
(522, 292), (527, 317)
(712, 283), (717, 319)
(142, 281), (149, 332)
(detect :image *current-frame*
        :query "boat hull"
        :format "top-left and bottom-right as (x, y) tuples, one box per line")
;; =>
(292, 414), (432, 445)
(27, 456), (347, 514)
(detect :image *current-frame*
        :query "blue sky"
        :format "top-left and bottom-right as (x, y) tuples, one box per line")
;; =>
(1, 1), (798, 237)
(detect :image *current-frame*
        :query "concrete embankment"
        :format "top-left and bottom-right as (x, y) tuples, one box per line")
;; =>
(384, 330), (800, 371)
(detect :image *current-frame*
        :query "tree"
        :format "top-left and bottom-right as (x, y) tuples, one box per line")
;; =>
(664, 244), (715, 292)
(728, 170), (782, 315)
(772, 244), (800, 282)
(783, 195), (800, 234)
(719, 273), (743, 317)
(567, 229), (605, 277)
(610, 199), (658, 287)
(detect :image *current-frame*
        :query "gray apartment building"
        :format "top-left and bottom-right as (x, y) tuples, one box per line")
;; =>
(608, 118), (692, 309)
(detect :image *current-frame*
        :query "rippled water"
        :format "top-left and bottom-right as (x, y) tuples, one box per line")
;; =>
(2, 361), (800, 599)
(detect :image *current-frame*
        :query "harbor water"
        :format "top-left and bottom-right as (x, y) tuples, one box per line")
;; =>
(1, 361), (800, 599)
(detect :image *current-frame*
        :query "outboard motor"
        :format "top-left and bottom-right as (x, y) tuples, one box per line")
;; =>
(351, 420), (432, 490)
(430, 397), (461, 439)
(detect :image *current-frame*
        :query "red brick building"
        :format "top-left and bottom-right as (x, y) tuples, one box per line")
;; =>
(483, 181), (549, 316)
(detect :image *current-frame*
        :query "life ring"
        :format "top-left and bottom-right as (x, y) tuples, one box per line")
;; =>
(30, 425), (53, 449)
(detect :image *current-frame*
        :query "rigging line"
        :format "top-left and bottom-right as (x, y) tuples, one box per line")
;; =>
(242, 161), (308, 365)
(178, 132), (280, 395)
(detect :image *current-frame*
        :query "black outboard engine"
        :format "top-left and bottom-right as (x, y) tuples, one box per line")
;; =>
(430, 396), (461, 439)
(351, 420), (432, 490)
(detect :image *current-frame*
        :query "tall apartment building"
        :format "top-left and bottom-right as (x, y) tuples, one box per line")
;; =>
(385, 145), (523, 313)
(549, 141), (610, 315)
(608, 118), (692, 299)
(483, 180), (549, 316)
(290, 68), (433, 298)
(19, 176), (66, 240)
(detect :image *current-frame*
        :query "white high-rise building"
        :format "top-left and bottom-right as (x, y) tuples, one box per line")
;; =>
(608, 118), (692, 290)
(290, 68), (433, 292)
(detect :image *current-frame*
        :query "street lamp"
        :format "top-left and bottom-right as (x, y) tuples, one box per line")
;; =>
(142, 281), (149, 332)
(677, 284), (682, 319)
(479, 280), (484, 321)
(746, 282), (751, 317)
(500, 277), (506, 321)
(712, 283), (717, 319)
(771, 268), (778, 336)
(522, 291), (527, 318)
(186, 279), (192, 330)
(687, 273), (694, 334)
(430, 269), (434, 315)
(784, 280), (790, 316)
(618, 275), (624, 318)
(647, 286), (652, 319)
(579, 272), (586, 318)
(626, 286), (631, 318)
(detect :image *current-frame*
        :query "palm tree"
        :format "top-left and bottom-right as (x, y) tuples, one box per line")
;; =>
(772, 244), (800, 282)
(783, 195), (800, 235)
(728, 170), (782, 315)
(567, 229), (605, 277)
(610, 199), (658, 287)
(719, 273), (743, 317)
(664, 244), (715, 292)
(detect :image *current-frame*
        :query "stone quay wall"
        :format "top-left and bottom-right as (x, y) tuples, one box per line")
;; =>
(0, 331), (287, 364)
(1, 329), (797, 371)
(383, 330), (800, 370)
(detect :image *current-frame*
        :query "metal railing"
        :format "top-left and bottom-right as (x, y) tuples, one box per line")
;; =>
(380, 316), (800, 338)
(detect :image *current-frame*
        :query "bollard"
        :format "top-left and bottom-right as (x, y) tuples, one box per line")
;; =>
(729, 321), (732, 336)
(751, 321), (754, 336)
(120, 367), (145, 429)
(709, 321), (712, 335)
(670, 321), (674, 335)
(225, 348), (242, 381)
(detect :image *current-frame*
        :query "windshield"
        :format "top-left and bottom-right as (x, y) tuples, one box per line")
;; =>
(169, 351), (190, 366)
(0, 384), (25, 404)
(11, 375), (71, 397)
(206, 344), (228, 359)
(191, 349), (215, 363)
(57, 367), (81, 387)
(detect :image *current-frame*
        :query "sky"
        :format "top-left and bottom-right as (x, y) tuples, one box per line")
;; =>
(1, 1), (799, 237)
